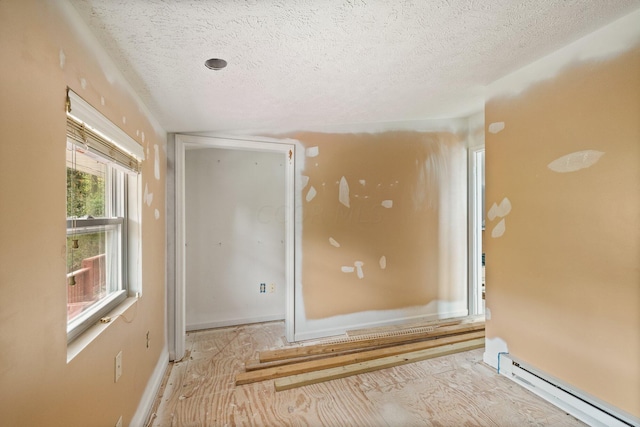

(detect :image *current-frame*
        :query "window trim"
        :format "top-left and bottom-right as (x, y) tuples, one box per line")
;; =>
(65, 89), (142, 343)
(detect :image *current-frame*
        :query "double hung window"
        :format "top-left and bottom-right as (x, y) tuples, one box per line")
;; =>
(65, 89), (143, 342)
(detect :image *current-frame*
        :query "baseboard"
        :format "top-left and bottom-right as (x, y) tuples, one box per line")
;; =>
(186, 314), (285, 332)
(130, 346), (169, 427)
(293, 309), (469, 342)
(498, 354), (639, 427)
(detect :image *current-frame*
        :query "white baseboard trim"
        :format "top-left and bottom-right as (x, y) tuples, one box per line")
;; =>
(293, 310), (469, 342)
(186, 314), (285, 332)
(130, 346), (169, 427)
(498, 354), (639, 427)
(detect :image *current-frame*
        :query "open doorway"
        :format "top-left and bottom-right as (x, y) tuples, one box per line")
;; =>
(172, 135), (295, 361)
(468, 147), (485, 315)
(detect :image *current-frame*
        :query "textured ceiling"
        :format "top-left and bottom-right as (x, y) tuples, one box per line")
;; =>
(68, 0), (640, 133)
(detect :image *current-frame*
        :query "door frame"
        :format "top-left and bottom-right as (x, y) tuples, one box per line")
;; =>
(468, 146), (485, 316)
(172, 134), (296, 360)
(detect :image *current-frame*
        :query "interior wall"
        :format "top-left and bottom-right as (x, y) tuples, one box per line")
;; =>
(0, 1), (167, 426)
(484, 14), (640, 418)
(185, 148), (286, 330)
(287, 129), (469, 339)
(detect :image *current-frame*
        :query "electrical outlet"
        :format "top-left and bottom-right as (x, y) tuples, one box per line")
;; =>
(115, 415), (123, 427)
(259, 282), (266, 293)
(269, 283), (276, 293)
(115, 351), (122, 382)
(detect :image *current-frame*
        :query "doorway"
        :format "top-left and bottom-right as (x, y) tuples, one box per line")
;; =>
(173, 135), (295, 360)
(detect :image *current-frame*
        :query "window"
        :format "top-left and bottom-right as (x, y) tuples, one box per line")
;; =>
(65, 89), (143, 342)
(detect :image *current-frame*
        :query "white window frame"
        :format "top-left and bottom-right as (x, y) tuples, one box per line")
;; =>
(65, 89), (144, 342)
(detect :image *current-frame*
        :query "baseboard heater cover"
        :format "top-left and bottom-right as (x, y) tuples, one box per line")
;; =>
(498, 354), (639, 427)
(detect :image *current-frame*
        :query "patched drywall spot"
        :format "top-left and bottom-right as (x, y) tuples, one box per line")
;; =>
(301, 175), (310, 189)
(485, 307), (492, 320)
(484, 336), (510, 369)
(354, 261), (364, 279)
(144, 183), (153, 207)
(381, 200), (393, 209)
(488, 122), (505, 134)
(154, 144), (160, 180)
(488, 197), (511, 221)
(306, 186), (317, 202)
(329, 237), (340, 248)
(101, 96), (105, 106)
(339, 176), (350, 208)
(491, 218), (506, 238)
(122, 116), (127, 125)
(547, 150), (605, 173)
(379, 256), (387, 269)
(359, 179), (366, 186)
(306, 146), (319, 157)
(59, 49), (66, 69)
(80, 78), (87, 89)
(141, 131), (145, 143)
(341, 266), (355, 273)
(154, 209), (160, 220)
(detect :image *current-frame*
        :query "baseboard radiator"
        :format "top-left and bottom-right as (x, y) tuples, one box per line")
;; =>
(498, 354), (639, 427)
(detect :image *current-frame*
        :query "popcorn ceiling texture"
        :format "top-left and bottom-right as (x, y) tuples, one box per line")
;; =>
(69, 0), (639, 133)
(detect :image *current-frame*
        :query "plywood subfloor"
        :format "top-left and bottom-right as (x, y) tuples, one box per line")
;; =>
(147, 322), (586, 427)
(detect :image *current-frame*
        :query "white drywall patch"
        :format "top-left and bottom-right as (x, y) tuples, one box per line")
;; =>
(154, 144), (160, 180)
(359, 179), (366, 186)
(154, 209), (160, 220)
(301, 175), (310, 189)
(381, 200), (393, 209)
(354, 261), (364, 279)
(488, 122), (505, 134)
(491, 218), (506, 238)
(547, 150), (605, 173)
(339, 176), (350, 208)
(341, 266), (355, 273)
(59, 49), (66, 69)
(80, 78), (87, 89)
(101, 96), (105, 106)
(485, 307), (492, 320)
(141, 131), (145, 143)
(329, 237), (340, 248)
(306, 186), (317, 202)
(487, 202), (499, 221)
(122, 116), (127, 125)
(306, 146), (319, 157)
(144, 183), (153, 207)
(379, 256), (387, 270)
(498, 197), (511, 217)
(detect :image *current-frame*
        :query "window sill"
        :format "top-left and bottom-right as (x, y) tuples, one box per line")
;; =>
(67, 296), (139, 363)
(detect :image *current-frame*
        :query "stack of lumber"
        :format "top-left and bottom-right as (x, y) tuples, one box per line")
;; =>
(235, 315), (485, 391)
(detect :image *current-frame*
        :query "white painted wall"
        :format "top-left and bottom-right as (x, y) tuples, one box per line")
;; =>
(184, 147), (286, 330)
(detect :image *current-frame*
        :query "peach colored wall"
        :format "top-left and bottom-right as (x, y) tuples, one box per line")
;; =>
(0, 2), (166, 426)
(290, 131), (468, 319)
(485, 46), (640, 416)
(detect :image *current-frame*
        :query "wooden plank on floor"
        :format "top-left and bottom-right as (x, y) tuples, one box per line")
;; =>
(259, 321), (485, 363)
(236, 330), (484, 385)
(274, 338), (485, 391)
(346, 315), (485, 337)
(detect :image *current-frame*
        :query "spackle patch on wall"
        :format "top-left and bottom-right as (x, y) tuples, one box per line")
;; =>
(301, 175), (310, 189)
(341, 266), (355, 273)
(381, 200), (393, 209)
(144, 183), (153, 207)
(491, 218), (506, 238)
(59, 49), (66, 69)
(329, 237), (340, 247)
(306, 146), (319, 157)
(80, 78), (87, 89)
(306, 186), (317, 202)
(154, 144), (160, 180)
(154, 209), (160, 220)
(488, 122), (505, 134)
(547, 150), (604, 173)
(379, 256), (387, 269)
(354, 261), (364, 279)
(339, 176), (350, 208)
(359, 179), (366, 186)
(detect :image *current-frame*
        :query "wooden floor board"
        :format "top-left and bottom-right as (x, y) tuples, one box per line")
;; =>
(148, 321), (587, 427)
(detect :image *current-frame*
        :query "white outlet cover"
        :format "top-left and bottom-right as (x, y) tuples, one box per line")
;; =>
(115, 351), (122, 382)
